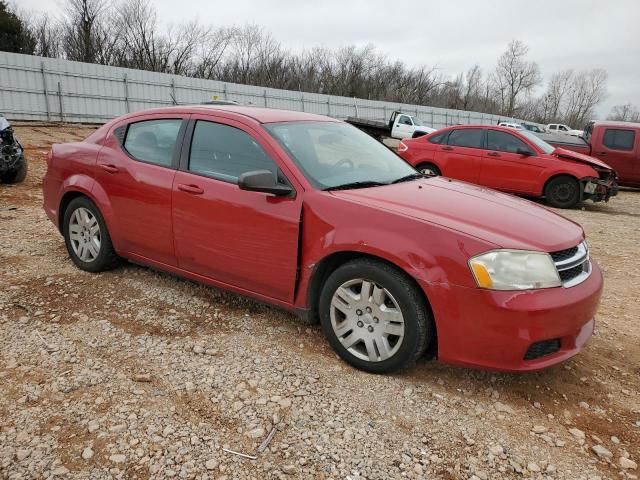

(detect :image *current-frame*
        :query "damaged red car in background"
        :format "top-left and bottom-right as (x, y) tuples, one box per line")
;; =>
(398, 125), (617, 209)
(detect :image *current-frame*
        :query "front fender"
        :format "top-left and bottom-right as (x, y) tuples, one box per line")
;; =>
(295, 193), (496, 311)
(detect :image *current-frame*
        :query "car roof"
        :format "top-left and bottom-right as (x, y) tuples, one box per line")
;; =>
(591, 120), (640, 129)
(119, 105), (338, 124)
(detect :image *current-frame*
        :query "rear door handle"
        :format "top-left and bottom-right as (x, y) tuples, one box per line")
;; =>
(177, 183), (204, 195)
(99, 164), (119, 173)
(486, 151), (500, 157)
(597, 152), (607, 155)
(441, 146), (454, 151)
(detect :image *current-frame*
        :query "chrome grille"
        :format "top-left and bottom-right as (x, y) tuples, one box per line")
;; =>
(551, 242), (591, 287)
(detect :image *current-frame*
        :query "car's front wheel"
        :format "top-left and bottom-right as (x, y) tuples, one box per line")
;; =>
(544, 175), (581, 209)
(63, 196), (119, 272)
(319, 259), (432, 373)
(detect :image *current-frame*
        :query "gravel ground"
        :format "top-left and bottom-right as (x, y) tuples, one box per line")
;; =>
(0, 124), (638, 480)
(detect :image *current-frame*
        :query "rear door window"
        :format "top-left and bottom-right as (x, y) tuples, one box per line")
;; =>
(447, 129), (484, 149)
(188, 120), (279, 183)
(603, 129), (635, 151)
(123, 119), (183, 167)
(487, 130), (530, 153)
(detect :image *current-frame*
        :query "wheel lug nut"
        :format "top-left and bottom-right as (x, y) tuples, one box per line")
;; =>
(357, 321), (364, 328)
(367, 326), (374, 332)
(374, 317), (379, 323)
(366, 307), (372, 313)
(356, 309), (362, 316)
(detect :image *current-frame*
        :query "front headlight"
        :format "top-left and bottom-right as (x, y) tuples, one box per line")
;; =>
(469, 250), (561, 290)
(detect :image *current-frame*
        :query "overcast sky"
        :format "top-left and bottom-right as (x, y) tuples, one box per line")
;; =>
(20, 0), (640, 118)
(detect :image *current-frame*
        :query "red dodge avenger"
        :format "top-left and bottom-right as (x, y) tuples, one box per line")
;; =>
(43, 106), (603, 373)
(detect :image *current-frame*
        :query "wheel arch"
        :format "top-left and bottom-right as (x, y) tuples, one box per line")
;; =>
(58, 190), (89, 232)
(57, 183), (119, 251)
(415, 161), (441, 175)
(542, 172), (581, 197)
(305, 250), (438, 359)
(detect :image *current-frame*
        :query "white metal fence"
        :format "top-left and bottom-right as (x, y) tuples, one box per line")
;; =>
(0, 51), (530, 128)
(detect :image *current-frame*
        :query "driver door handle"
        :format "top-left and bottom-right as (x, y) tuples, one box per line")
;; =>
(177, 184), (204, 195)
(486, 151), (500, 157)
(442, 146), (454, 151)
(99, 163), (119, 174)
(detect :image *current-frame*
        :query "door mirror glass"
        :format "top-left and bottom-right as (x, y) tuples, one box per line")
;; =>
(238, 170), (293, 196)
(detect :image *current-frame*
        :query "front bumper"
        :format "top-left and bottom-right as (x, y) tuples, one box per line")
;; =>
(422, 260), (603, 372)
(583, 177), (618, 202)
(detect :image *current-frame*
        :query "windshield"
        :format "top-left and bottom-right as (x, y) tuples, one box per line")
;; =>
(412, 117), (424, 126)
(520, 130), (555, 154)
(265, 121), (418, 190)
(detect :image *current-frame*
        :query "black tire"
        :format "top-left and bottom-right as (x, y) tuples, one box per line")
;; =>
(0, 159), (27, 184)
(416, 162), (441, 176)
(319, 258), (432, 374)
(62, 196), (120, 273)
(544, 175), (581, 209)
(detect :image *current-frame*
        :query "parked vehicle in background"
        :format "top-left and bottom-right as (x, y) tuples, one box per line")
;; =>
(546, 123), (584, 137)
(523, 124), (546, 133)
(346, 111), (436, 140)
(43, 106), (603, 374)
(544, 120), (640, 187)
(498, 121), (524, 130)
(0, 115), (27, 184)
(398, 125), (617, 208)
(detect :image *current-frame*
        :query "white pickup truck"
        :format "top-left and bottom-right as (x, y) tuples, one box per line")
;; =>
(546, 123), (584, 137)
(346, 111), (437, 140)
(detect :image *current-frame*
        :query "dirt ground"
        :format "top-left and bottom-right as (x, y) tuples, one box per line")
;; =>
(0, 123), (638, 480)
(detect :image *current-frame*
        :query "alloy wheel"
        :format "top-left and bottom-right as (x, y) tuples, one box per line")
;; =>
(68, 207), (101, 262)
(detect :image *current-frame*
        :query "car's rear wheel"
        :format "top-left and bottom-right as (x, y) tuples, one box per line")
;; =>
(63, 196), (119, 272)
(319, 258), (432, 373)
(0, 159), (27, 184)
(416, 162), (441, 176)
(544, 175), (581, 209)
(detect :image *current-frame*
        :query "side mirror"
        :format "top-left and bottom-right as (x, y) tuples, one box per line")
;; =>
(238, 170), (293, 196)
(516, 147), (534, 156)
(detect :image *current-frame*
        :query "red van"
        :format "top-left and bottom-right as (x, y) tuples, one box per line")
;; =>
(43, 106), (603, 373)
(398, 125), (617, 208)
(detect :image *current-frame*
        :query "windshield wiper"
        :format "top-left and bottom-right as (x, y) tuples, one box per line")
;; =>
(391, 173), (425, 184)
(324, 181), (388, 191)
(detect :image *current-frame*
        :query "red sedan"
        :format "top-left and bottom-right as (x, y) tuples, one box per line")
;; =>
(398, 125), (617, 208)
(43, 106), (602, 373)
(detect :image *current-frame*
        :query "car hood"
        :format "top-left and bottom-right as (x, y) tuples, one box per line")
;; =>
(553, 147), (613, 171)
(332, 177), (584, 252)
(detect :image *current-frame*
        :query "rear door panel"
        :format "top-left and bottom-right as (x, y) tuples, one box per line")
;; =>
(434, 128), (484, 184)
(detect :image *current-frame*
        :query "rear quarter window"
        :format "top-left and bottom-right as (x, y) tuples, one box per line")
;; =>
(603, 129), (635, 151)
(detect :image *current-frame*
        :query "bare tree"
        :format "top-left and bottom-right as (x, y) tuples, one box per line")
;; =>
(539, 70), (573, 123)
(192, 27), (234, 79)
(61, 0), (109, 63)
(563, 69), (607, 127)
(29, 16), (62, 58)
(607, 104), (640, 122)
(492, 40), (541, 116)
